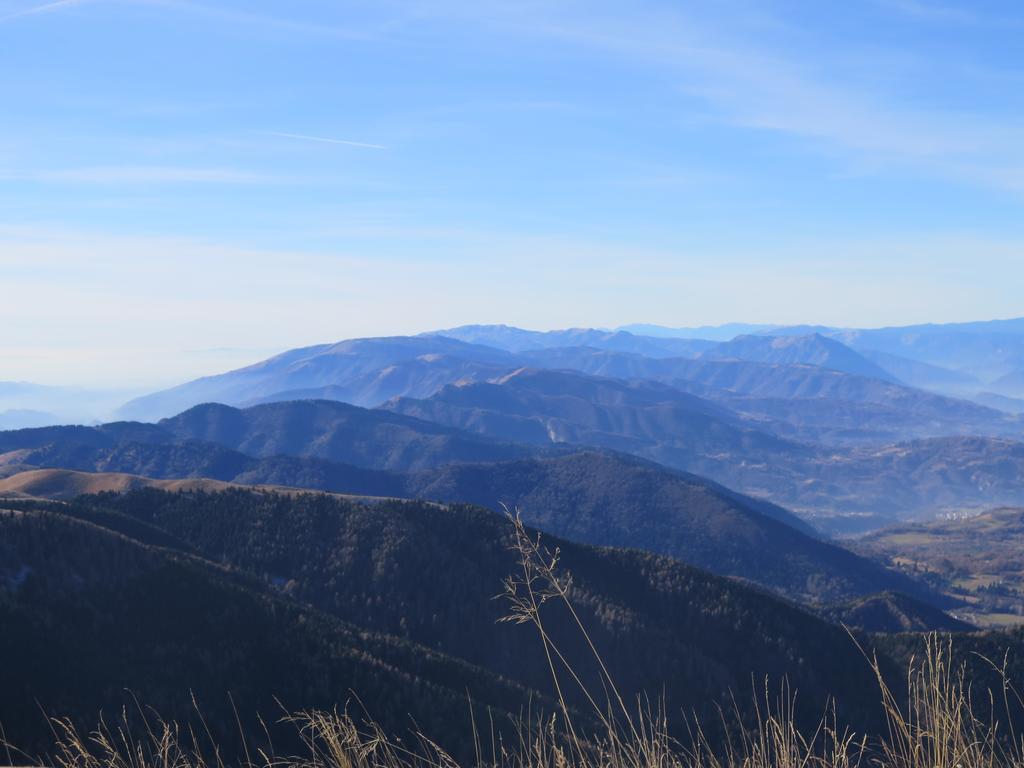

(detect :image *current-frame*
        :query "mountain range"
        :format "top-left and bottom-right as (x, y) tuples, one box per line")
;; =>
(385, 369), (1024, 526)
(0, 399), (929, 604)
(8, 317), (1024, 760)
(7, 343), (1024, 531)
(615, 318), (1024, 396)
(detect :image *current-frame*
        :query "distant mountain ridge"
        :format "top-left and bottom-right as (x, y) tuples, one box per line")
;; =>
(109, 323), (1024, 450)
(429, 324), (715, 357)
(159, 399), (540, 470)
(615, 318), (1024, 395)
(117, 336), (522, 421)
(386, 367), (803, 463)
(384, 370), (1024, 526)
(617, 322), (774, 340)
(698, 334), (900, 383)
(520, 347), (1019, 444)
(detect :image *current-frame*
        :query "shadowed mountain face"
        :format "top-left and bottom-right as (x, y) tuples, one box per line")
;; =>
(699, 334), (901, 383)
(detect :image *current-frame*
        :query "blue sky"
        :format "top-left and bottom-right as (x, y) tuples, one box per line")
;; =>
(2, 0), (1023, 385)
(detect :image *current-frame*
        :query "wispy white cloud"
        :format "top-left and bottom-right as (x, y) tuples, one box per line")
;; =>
(149, 0), (380, 41)
(476, 1), (1024, 193)
(0, 165), (292, 184)
(267, 132), (388, 150)
(0, 0), (382, 38)
(875, 0), (980, 24)
(0, 0), (86, 23)
(875, 0), (1024, 27)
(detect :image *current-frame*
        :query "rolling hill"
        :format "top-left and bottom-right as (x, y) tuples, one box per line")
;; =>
(0, 467), (244, 499)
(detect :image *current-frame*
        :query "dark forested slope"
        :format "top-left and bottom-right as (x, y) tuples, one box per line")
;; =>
(0, 506), (539, 759)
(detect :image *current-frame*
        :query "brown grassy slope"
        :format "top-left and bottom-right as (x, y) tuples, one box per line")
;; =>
(0, 468), (396, 503)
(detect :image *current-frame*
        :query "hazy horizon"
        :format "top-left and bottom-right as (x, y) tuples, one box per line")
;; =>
(3, 0), (1023, 385)
(5, 314), (1024, 390)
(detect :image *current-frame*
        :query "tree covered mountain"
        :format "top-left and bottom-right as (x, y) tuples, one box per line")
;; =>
(21, 488), (897, 736)
(0, 440), (929, 605)
(0, 505), (540, 760)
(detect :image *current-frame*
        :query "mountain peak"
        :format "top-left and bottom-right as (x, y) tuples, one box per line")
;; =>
(700, 333), (901, 383)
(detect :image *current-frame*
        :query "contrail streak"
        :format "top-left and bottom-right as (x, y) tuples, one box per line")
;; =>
(268, 131), (387, 150)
